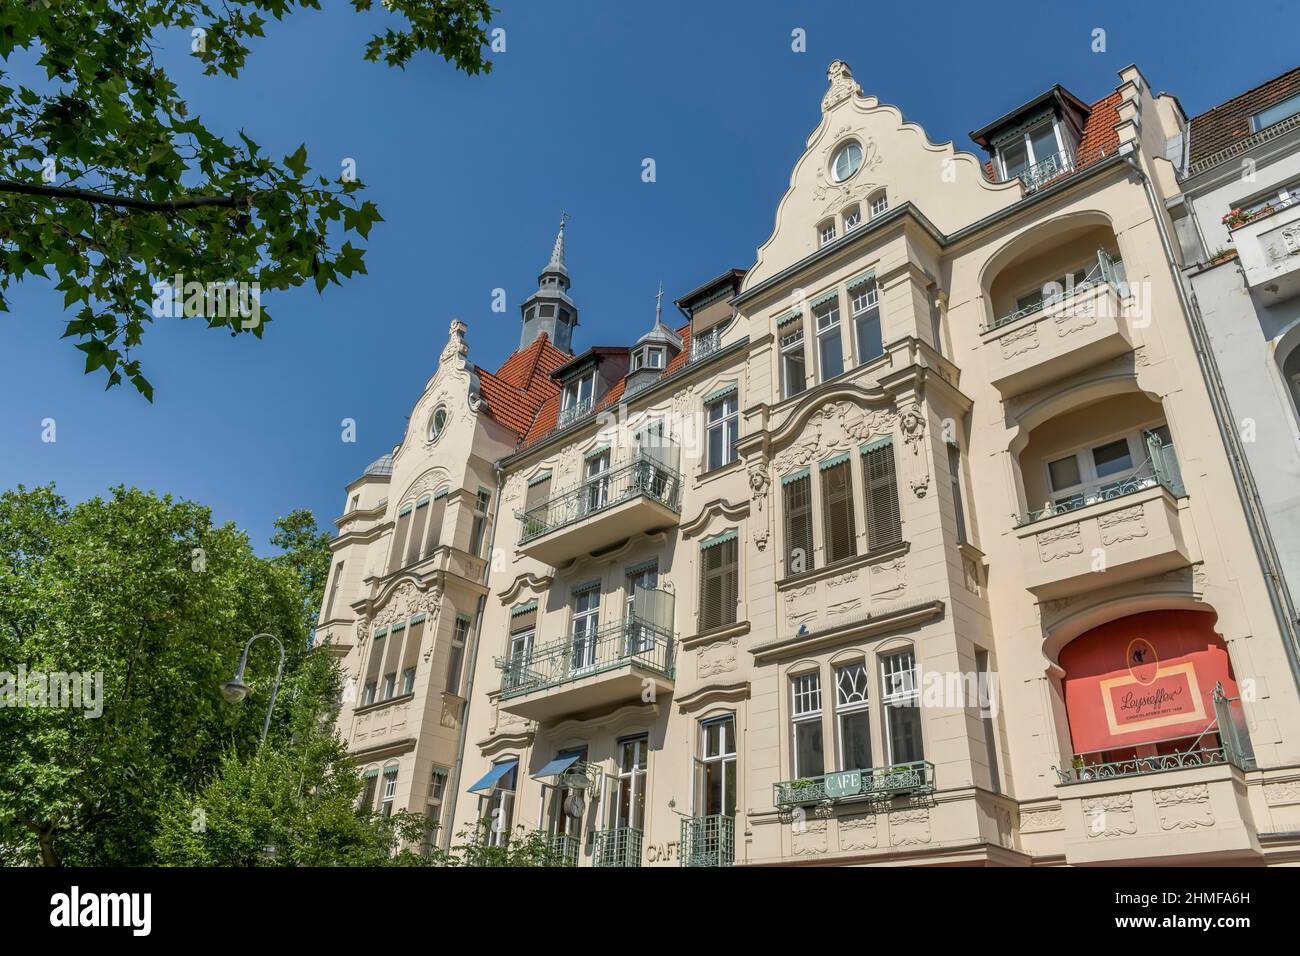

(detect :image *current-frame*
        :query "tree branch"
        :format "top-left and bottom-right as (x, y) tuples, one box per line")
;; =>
(0, 179), (254, 212)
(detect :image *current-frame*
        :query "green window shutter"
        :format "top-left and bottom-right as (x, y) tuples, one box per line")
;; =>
(820, 458), (858, 564)
(699, 536), (739, 631)
(862, 441), (902, 551)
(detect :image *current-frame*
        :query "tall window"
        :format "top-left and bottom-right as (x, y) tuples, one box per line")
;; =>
(363, 627), (386, 706)
(380, 766), (398, 817)
(570, 586), (601, 671)
(425, 488), (449, 557)
(820, 456), (858, 565)
(561, 371), (595, 423)
(614, 736), (648, 831)
(382, 621), (404, 700)
(507, 603), (536, 686)
(585, 451), (610, 513)
(782, 470), (814, 576)
(779, 324), (806, 400)
(705, 392), (739, 471)
(998, 117), (1064, 181)
(324, 560), (345, 621)
(482, 762), (517, 847)
(469, 489), (492, 557)
(400, 615), (424, 695)
(862, 441), (902, 550)
(976, 649), (1001, 794)
(835, 662), (872, 771)
(625, 563), (659, 654)
(815, 298), (844, 381)
(361, 769), (379, 809)
(948, 444), (968, 545)
(424, 767), (449, 851)
(445, 615), (469, 695)
(881, 649), (924, 765)
(698, 533), (738, 631)
(388, 504), (413, 573)
(405, 496), (430, 565)
(850, 278), (883, 365)
(791, 672), (824, 779)
(696, 716), (736, 817)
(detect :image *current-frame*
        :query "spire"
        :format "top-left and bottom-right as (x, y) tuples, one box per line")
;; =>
(654, 280), (664, 326)
(519, 215), (578, 354)
(547, 212), (569, 273)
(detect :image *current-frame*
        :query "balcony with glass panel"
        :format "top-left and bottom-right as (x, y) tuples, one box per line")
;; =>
(982, 244), (1134, 397)
(679, 814), (734, 867)
(495, 604), (676, 722)
(515, 446), (682, 565)
(1014, 400), (1192, 600)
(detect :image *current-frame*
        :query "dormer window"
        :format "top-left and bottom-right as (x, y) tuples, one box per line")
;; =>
(818, 219), (837, 246)
(559, 371), (596, 427)
(633, 346), (666, 371)
(998, 117), (1070, 188)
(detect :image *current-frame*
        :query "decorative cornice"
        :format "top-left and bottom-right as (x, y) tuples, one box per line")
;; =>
(676, 680), (751, 715)
(477, 729), (534, 757)
(547, 702), (660, 738)
(348, 736), (416, 762)
(681, 619), (751, 651)
(751, 598), (945, 662)
(496, 571), (555, 604)
(679, 498), (751, 539)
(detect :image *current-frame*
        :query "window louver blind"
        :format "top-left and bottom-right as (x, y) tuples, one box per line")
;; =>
(524, 474), (551, 517)
(425, 493), (447, 558)
(863, 442), (902, 551)
(783, 474), (814, 576)
(510, 603), (538, 633)
(388, 508), (412, 573)
(383, 622), (405, 677)
(821, 459), (858, 564)
(406, 499), (429, 566)
(365, 631), (387, 684)
(699, 537), (739, 631)
(401, 617), (425, 673)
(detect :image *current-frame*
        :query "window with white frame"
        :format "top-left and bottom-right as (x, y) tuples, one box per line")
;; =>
(570, 586), (600, 671)
(818, 219), (837, 246)
(831, 141), (863, 182)
(445, 615), (469, 695)
(614, 736), (649, 830)
(584, 450), (610, 512)
(997, 117), (1066, 182)
(1251, 91), (1300, 132)
(791, 671), (825, 779)
(633, 346), (666, 371)
(1014, 264), (1090, 315)
(814, 297), (844, 381)
(481, 762), (517, 847)
(849, 277), (883, 365)
(695, 716), (737, 818)
(842, 204), (862, 231)
(779, 323), (806, 400)
(1043, 424), (1175, 512)
(380, 766), (399, 817)
(835, 662), (872, 771)
(560, 372), (595, 423)
(468, 488), (492, 558)
(881, 649), (924, 765)
(869, 191), (888, 218)
(625, 562), (659, 654)
(424, 767), (449, 851)
(705, 391), (739, 471)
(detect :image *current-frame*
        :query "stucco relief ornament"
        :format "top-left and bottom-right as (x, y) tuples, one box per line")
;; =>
(440, 319), (469, 368)
(821, 60), (863, 113)
(899, 404), (931, 497)
(748, 462), (771, 550)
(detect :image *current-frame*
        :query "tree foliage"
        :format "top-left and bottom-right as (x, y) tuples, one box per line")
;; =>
(0, 0), (494, 398)
(0, 484), (341, 866)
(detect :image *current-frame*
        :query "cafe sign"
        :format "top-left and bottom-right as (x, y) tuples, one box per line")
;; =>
(824, 770), (862, 799)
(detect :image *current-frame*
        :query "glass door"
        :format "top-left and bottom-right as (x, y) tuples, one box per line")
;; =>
(570, 588), (600, 672)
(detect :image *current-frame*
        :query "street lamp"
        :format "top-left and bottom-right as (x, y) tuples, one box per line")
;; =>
(221, 632), (286, 745)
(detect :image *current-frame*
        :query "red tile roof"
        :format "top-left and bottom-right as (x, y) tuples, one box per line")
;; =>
(1188, 66), (1300, 166)
(474, 332), (567, 441)
(517, 322), (693, 451)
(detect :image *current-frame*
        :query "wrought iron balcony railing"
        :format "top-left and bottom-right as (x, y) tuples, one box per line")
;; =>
(680, 814), (734, 867)
(1013, 149), (1075, 194)
(773, 760), (936, 808)
(592, 826), (643, 867)
(547, 832), (580, 866)
(1017, 438), (1183, 528)
(516, 452), (682, 544)
(987, 249), (1121, 331)
(555, 397), (595, 430)
(1054, 747), (1228, 785)
(496, 614), (675, 699)
(690, 329), (723, 363)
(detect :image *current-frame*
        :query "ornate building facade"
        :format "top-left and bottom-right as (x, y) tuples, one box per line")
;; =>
(320, 61), (1300, 865)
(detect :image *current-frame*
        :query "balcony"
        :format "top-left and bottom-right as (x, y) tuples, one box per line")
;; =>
(680, 814), (734, 867)
(1054, 747), (1258, 864)
(773, 761), (935, 814)
(555, 397), (594, 429)
(1017, 472), (1191, 601)
(592, 826), (643, 867)
(1012, 149), (1075, 194)
(495, 615), (676, 722)
(516, 452), (682, 566)
(983, 263), (1132, 397)
(1228, 198), (1300, 304)
(548, 833), (580, 866)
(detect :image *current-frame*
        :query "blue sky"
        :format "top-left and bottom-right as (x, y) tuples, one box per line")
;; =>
(1, 1), (1294, 552)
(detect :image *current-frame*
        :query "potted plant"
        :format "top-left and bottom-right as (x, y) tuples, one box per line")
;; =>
(1222, 208), (1249, 229)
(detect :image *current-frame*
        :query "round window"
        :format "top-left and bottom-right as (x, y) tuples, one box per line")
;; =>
(429, 405), (448, 441)
(831, 141), (863, 183)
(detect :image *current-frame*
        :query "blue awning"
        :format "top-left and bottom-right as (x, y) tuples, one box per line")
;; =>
(532, 754), (580, 780)
(467, 759), (518, 793)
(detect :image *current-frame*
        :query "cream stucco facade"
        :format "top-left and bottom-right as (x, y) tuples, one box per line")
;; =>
(320, 61), (1300, 866)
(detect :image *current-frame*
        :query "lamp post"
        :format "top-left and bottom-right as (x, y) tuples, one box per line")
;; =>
(221, 632), (286, 745)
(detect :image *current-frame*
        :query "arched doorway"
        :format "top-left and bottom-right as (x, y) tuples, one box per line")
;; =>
(1059, 609), (1240, 772)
